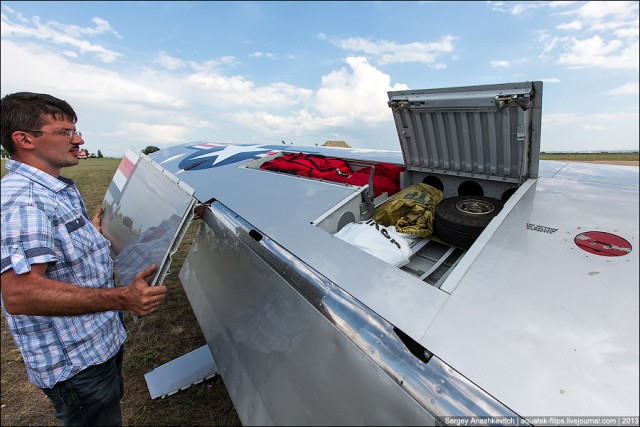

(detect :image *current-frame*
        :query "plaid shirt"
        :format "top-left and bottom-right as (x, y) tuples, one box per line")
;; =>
(1, 159), (127, 389)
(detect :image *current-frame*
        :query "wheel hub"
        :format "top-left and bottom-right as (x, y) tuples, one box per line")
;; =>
(455, 199), (494, 215)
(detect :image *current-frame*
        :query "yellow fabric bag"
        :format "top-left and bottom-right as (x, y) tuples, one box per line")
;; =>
(371, 183), (444, 237)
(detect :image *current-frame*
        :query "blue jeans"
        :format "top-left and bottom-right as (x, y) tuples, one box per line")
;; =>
(41, 345), (124, 426)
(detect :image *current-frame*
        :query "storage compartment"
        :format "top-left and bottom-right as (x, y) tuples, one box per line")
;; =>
(245, 151), (516, 288)
(308, 175), (470, 288)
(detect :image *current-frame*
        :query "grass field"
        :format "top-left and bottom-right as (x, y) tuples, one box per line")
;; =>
(1, 158), (240, 426)
(539, 152), (639, 162)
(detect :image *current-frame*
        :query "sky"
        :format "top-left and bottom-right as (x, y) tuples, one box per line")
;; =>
(1, 1), (638, 158)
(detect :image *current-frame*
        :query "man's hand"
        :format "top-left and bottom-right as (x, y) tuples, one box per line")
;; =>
(1, 263), (166, 317)
(91, 205), (104, 233)
(122, 264), (167, 317)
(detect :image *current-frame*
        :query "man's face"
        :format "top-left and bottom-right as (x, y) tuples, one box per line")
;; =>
(30, 116), (85, 173)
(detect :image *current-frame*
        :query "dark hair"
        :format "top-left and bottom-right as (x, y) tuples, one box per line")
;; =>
(0, 92), (78, 155)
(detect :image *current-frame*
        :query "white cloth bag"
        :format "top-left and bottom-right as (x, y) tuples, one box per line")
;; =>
(333, 220), (412, 266)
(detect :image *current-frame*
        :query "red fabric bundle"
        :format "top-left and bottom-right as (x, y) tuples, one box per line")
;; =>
(329, 163), (404, 197)
(260, 153), (352, 179)
(261, 153), (403, 197)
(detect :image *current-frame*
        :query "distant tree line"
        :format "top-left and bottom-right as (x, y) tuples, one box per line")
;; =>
(78, 149), (104, 158)
(143, 146), (160, 155)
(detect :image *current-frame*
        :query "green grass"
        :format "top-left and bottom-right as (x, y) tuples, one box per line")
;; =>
(539, 152), (639, 161)
(1, 158), (240, 426)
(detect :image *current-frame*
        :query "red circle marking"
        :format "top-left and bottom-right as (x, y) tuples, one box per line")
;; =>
(574, 231), (632, 257)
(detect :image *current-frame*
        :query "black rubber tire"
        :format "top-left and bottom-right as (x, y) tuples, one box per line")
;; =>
(433, 220), (479, 249)
(434, 196), (505, 249)
(434, 196), (505, 235)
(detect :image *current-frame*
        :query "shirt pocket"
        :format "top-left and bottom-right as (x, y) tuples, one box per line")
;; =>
(55, 215), (98, 262)
(66, 216), (95, 255)
(51, 211), (112, 286)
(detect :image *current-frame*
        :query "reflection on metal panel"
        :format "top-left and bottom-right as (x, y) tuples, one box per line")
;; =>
(101, 150), (196, 286)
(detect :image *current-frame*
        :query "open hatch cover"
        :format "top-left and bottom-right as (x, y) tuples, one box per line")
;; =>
(101, 148), (197, 287)
(388, 81), (543, 184)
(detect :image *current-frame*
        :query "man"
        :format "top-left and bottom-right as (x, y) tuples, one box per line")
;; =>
(0, 92), (166, 426)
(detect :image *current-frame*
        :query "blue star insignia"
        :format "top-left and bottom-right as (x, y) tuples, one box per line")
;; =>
(178, 143), (277, 171)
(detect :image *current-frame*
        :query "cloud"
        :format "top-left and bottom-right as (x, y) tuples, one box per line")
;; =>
(490, 60), (511, 68)
(543, 110), (638, 129)
(154, 51), (187, 71)
(224, 57), (408, 134)
(332, 35), (455, 67)
(179, 69), (312, 108)
(557, 35), (638, 69)
(0, 40), (183, 108)
(566, 1), (638, 32)
(606, 82), (639, 96)
(488, 1), (546, 15)
(583, 124), (607, 131)
(115, 122), (191, 144)
(1, 7), (121, 62)
(496, 1), (639, 70)
(541, 109), (639, 151)
(314, 57), (408, 123)
(557, 20), (582, 31)
(2, 8), (403, 151)
(250, 51), (278, 59)
(63, 17), (122, 39)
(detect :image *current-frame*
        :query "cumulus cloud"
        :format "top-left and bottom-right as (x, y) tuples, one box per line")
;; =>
(224, 57), (408, 134)
(557, 35), (638, 69)
(314, 57), (408, 122)
(496, 1), (639, 70)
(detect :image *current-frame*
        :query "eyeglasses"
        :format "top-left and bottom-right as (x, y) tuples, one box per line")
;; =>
(22, 129), (83, 140)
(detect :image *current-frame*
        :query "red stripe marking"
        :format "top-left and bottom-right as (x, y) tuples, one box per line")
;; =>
(118, 156), (135, 179)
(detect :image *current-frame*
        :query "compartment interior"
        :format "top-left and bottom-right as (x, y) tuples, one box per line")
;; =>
(243, 151), (522, 289)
